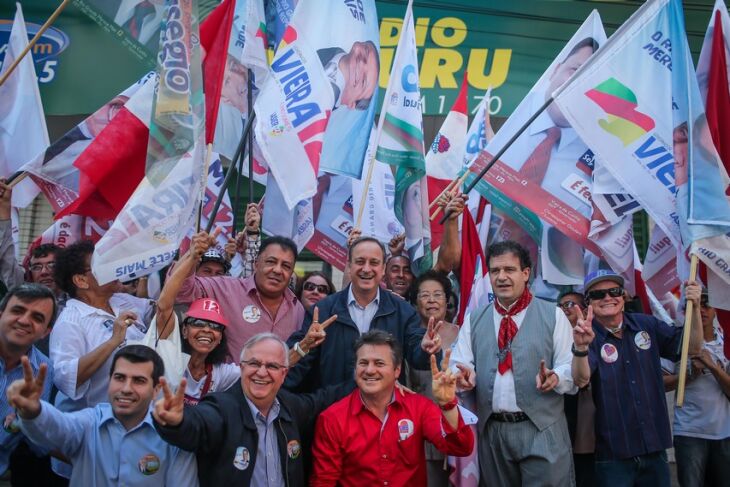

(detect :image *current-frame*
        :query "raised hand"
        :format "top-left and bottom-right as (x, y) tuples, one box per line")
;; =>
(0, 179), (12, 220)
(346, 228), (362, 249)
(153, 377), (187, 427)
(455, 363), (476, 391)
(444, 190), (467, 220)
(536, 359), (559, 392)
(421, 316), (443, 354)
(299, 307), (338, 353)
(245, 203), (261, 234)
(684, 280), (701, 308)
(388, 233), (405, 257)
(431, 350), (457, 406)
(224, 237), (237, 261)
(190, 228), (222, 259)
(573, 305), (595, 349)
(6, 357), (47, 419)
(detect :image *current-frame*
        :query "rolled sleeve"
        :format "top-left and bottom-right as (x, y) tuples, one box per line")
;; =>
(552, 309), (577, 395)
(49, 320), (89, 400)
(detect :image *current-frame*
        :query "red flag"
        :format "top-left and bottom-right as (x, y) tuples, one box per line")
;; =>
(56, 0), (235, 220)
(457, 210), (487, 325)
(706, 9), (730, 196)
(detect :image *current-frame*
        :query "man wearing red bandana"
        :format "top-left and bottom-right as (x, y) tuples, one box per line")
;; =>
(451, 240), (577, 486)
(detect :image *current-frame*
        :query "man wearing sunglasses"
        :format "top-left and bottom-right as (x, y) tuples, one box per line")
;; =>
(572, 269), (704, 487)
(153, 332), (354, 486)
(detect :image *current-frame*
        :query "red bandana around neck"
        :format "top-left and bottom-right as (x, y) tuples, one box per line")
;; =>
(494, 287), (533, 374)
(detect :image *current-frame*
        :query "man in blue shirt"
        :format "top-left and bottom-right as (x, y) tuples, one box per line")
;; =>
(8, 344), (197, 486)
(0, 283), (57, 482)
(572, 270), (703, 487)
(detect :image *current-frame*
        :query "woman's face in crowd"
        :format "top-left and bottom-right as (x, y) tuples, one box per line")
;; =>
(415, 280), (447, 323)
(300, 275), (331, 311)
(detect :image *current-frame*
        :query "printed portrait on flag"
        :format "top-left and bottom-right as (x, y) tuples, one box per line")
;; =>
(467, 14), (607, 286)
(255, 0), (379, 208)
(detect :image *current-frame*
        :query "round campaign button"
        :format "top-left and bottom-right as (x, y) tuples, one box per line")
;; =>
(242, 305), (261, 323)
(634, 331), (652, 350)
(138, 454), (160, 475)
(398, 418), (414, 441)
(233, 446), (250, 470)
(287, 440), (301, 459)
(601, 343), (619, 364)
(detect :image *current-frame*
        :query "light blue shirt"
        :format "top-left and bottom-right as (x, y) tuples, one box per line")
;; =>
(0, 347), (53, 474)
(347, 285), (380, 335)
(245, 397), (284, 487)
(20, 401), (198, 487)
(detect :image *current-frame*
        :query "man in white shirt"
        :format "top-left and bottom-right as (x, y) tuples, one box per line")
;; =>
(451, 240), (577, 486)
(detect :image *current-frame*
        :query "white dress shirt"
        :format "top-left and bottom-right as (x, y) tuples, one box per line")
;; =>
(50, 293), (154, 409)
(451, 304), (576, 412)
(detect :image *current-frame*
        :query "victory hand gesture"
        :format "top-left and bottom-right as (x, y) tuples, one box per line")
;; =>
(421, 317), (443, 354)
(536, 359), (559, 392)
(431, 349), (457, 406)
(298, 307), (338, 353)
(573, 306), (595, 349)
(153, 377), (187, 427)
(6, 357), (47, 420)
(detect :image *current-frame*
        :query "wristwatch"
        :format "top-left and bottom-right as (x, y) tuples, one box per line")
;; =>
(294, 341), (308, 358)
(571, 343), (589, 357)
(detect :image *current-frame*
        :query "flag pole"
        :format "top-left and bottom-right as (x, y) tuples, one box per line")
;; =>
(247, 69), (254, 205)
(196, 143), (214, 232)
(438, 96), (554, 224)
(205, 111), (256, 233)
(676, 253), (699, 407)
(0, 0), (71, 88)
(355, 0), (413, 229)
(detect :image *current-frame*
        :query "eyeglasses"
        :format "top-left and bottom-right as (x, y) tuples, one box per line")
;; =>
(240, 359), (287, 373)
(303, 282), (330, 294)
(587, 287), (623, 301)
(558, 300), (577, 310)
(417, 291), (446, 301)
(29, 262), (56, 272)
(186, 319), (225, 333)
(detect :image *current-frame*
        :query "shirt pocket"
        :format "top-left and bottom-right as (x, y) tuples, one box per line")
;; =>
(397, 434), (422, 466)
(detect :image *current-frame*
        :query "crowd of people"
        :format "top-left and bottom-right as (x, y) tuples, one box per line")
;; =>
(0, 181), (727, 487)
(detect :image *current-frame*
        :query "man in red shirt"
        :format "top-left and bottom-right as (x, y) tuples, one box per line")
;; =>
(311, 329), (474, 486)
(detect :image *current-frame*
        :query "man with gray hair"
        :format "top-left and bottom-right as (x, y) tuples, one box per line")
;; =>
(153, 333), (354, 486)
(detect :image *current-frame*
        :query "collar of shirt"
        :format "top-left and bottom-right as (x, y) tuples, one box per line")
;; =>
(347, 285), (380, 310)
(529, 90), (580, 151)
(244, 395), (281, 426)
(593, 315), (631, 340)
(0, 346), (44, 375)
(97, 403), (155, 434)
(351, 388), (399, 418)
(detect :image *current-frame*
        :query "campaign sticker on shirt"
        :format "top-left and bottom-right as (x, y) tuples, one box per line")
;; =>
(138, 454), (160, 475)
(242, 305), (261, 323)
(287, 440), (301, 459)
(634, 331), (652, 350)
(233, 446), (250, 470)
(601, 343), (619, 364)
(398, 418), (414, 441)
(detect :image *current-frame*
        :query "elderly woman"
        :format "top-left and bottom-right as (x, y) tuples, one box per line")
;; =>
(407, 269), (460, 487)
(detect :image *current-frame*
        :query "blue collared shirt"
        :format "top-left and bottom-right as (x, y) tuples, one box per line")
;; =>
(347, 286), (380, 335)
(588, 312), (681, 460)
(20, 401), (198, 486)
(0, 347), (53, 474)
(245, 397), (284, 487)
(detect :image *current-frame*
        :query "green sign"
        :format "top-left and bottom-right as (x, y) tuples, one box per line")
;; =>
(0, 1), (718, 117)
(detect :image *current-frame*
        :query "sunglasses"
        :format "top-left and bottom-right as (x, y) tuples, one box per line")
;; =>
(587, 287), (623, 301)
(303, 282), (330, 294)
(186, 319), (225, 333)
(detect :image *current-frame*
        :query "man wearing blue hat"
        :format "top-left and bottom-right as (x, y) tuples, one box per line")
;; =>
(572, 269), (703, 487)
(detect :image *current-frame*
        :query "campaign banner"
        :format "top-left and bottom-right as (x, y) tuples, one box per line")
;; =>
(254, 0), (379, 208)
(92, 0), (205, 284)
(465, 12), (606, 285)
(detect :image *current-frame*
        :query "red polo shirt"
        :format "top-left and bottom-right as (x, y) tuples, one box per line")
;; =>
(311, 388), (474, 486)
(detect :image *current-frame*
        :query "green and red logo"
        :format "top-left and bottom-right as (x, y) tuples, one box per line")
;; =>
(585, 78), (655, 146)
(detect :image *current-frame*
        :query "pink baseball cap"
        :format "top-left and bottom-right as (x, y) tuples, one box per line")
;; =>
(185, 298), (229, 327)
